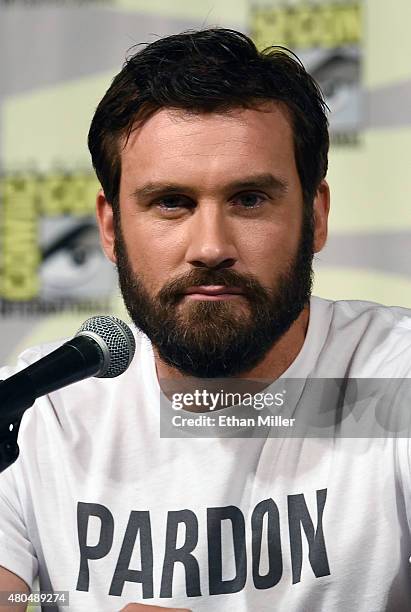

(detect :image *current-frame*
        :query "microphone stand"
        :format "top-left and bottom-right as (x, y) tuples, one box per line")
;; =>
(0, 382), (21, 473)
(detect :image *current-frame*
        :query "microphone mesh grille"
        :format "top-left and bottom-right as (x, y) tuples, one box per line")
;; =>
(77, 316), (136, 378)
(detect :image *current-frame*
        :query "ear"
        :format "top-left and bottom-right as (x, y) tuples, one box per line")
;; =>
(96, 189), (117, 264)
(312, 180), (330, 253)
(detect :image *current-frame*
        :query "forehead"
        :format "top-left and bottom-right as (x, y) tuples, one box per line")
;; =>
(120, 104), (298, 188)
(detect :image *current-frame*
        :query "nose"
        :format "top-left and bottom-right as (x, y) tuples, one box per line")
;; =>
(185, 204), (238, 269)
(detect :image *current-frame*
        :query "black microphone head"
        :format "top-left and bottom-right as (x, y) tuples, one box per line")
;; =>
(76, 316), (136, 378)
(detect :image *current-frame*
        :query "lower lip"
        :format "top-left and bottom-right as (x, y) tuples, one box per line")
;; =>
(184, 293), (243, 301)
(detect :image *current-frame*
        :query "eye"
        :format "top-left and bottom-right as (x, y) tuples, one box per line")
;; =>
(232, 192), (266, 209)
(156, 195), (193, 211)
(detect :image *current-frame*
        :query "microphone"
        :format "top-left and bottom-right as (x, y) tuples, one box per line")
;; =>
(0, 315), (136, 429)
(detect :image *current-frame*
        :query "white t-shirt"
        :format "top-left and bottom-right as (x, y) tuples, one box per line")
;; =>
(1, 295), (411, 611)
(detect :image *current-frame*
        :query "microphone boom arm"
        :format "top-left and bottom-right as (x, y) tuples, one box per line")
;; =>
(0, 335), (105, 428)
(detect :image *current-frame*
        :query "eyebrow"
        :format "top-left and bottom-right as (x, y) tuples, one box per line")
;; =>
(130, 173), (288, 200)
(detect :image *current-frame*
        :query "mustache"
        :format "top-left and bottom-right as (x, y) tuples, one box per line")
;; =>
(157, 268), (270, 304)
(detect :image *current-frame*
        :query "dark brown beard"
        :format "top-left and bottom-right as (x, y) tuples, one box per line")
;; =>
(113, 211), (314, 378)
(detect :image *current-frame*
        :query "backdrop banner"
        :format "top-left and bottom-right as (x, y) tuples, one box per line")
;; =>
(1, 0), (411, 364)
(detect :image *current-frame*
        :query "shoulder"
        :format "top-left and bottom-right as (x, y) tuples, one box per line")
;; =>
(312, 296), (411, 376)
(314, 295), (411, 329)
(341, 298), (411, 321)
(331, 297), (411, 341)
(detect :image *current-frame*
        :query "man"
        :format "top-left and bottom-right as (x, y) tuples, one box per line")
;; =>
(0, 27), (410, 611)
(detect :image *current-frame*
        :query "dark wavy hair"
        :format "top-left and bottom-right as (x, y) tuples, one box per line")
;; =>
(88, 28), (329, 212)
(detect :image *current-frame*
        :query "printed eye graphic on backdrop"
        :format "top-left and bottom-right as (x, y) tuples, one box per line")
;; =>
(39, 218), (117, 301)
(310, 47), (361, 133)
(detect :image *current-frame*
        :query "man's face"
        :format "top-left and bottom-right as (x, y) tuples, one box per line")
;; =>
(98, 105), (327, 378)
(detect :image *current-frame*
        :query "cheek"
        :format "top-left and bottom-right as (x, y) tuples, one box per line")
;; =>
(238, 218), (301, 267)
(121, 221), (185, 290)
